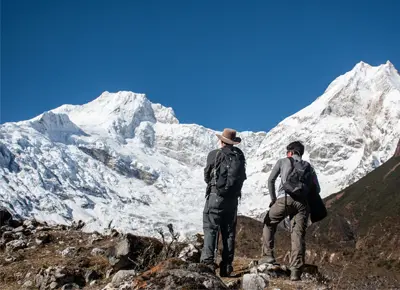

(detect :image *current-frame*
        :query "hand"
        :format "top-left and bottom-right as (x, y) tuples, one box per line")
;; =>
(269, 200), (276, 208)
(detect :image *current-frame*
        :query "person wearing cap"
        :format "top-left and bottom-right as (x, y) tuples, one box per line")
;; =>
(200, 128), (246, 277)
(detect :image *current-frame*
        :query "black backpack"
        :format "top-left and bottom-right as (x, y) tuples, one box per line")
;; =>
(282, 157), (312, 200)
(211, 147), (246, 197)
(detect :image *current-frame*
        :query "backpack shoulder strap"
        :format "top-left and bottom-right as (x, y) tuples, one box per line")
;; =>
(287, 157), (295, 170)
(214, 149), (222, 167)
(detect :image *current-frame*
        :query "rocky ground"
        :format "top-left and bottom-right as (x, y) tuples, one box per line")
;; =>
(0, 207), (330, 290)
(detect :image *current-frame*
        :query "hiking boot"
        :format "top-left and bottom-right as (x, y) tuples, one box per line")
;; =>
(259, 254), (276, 265)
(290, 268), (302, 281)
(202, 262), (217, 274)
(219, 263), (233, 277)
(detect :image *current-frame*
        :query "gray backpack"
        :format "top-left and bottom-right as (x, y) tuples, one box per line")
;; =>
(282, 157), (312, 200)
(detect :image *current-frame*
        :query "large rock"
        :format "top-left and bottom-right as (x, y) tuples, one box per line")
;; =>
(111, 270), (137, 286)
(178, 243), (201, 263)
(130, 258), (228, 290)
(61, 247), (77, 257)
(0, 206), (12, 227)
(6, 239), (27, 252)
(249, 262), (290, 278)
(242, 273), (269, 290)
(35, 266), (85, 290)
(108, 234), (163, 271)
(91, 247), (106, 256)
(36, 232), (52, 245)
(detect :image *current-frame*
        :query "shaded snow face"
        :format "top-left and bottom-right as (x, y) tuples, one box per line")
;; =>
(1, 62), (400, 238)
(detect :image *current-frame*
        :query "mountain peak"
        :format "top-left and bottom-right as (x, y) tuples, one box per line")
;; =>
(385, 60), (394, 67)
(351, 60), (398, 74)
(353, 61), (371, 70)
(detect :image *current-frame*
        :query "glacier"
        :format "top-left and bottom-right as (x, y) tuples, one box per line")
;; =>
(0, 61), (399, 238)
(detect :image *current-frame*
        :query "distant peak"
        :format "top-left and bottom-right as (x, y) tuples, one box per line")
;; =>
(353, 61), (371, 71)
(352, 60), (397, 72)
(97, 91), (148, 102)
(385, 60), (394, 67)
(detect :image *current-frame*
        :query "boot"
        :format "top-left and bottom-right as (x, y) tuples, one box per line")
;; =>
(290, 268), (302, 281)
(202, 262), (217, 274)
(219, 262), (233, 277)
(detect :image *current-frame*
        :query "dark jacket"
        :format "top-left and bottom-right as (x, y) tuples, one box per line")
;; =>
(204, 146), (246, 197)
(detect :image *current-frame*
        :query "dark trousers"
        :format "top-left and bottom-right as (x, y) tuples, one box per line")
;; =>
(200, 193), (238, 265)
(262, 195), (309, 270)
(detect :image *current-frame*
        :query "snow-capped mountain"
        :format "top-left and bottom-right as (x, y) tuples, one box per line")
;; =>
(1, 61), (399, 237)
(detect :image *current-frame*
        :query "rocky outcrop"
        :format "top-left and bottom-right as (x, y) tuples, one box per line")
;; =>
(0, 207), (13, 227)
(78, 146), (159, 184)
(0, 144), (20, 173)
(394, 139), (400, 157)
(129, 258), (228, 290)
(108, 234), (163, 271)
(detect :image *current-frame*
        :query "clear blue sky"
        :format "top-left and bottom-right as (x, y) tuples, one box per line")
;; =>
(1, 0), (399, 132)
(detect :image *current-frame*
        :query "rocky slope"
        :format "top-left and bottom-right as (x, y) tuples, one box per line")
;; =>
(0, 208), (329, 290)
(0, 61), (399, 236)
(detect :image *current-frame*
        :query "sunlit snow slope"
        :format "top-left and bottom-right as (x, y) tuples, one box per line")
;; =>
(1, 61), (399, 237)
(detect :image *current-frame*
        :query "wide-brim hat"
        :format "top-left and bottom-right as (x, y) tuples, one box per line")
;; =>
(216, 128), (241, 145)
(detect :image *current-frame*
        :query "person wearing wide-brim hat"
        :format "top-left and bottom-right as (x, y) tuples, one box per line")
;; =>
(201, 128), (247, 277)
(215, 128), (242, 145)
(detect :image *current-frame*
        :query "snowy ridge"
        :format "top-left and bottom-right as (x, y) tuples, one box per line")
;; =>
(1, 61), (399, 237)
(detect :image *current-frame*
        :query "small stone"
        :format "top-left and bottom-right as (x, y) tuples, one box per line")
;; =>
(61, 247), (76, 257)
(85, 269), (100, 283)
(61, 283), (80, 290)
(14, 232), (27, 241)
(15, 272), (23, 279)
(2, 231), (14, 241)
(89, 233), (103, 244)
(23, 219), (38, 227)
(54, 267), (66, 279)
(91, 247), (106, 256)
(6, 239), (27, 252)
(22, 280), (33, 288)
(25, 272), (32, 279)
(112, 269), (137, 286)
(36, 226), (51, 231)
(249, 267), (258, 274)
(49, 281), (58, 289)
(90, 280), (97, 286)
(36, 232), (51, 245)
(178, 244), (200, 263)
(242, 273), (269, 290)
(226, 279), (241, 289)
(257, 263), (268, 272)
(13, 226), (25, 233)
(106, 269), (113, 279)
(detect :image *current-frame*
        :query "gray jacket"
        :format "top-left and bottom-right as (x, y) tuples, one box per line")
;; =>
(268, 155), (320, 201)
